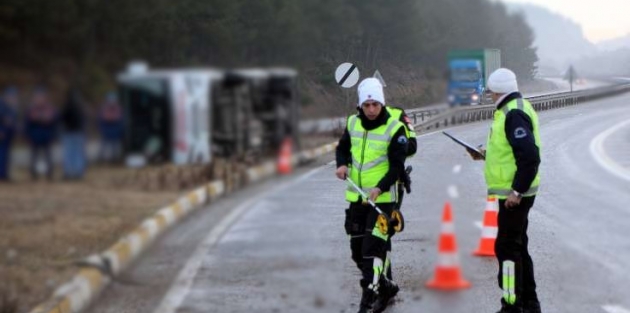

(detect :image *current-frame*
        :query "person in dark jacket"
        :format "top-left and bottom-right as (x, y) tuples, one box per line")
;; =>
(98, 92), (124, 163)
(60, 88), (87, 179)
(0, 87), (19, 181)
(335, 78), (408, 313)
(468, 68), (542, 313)
(25, 86), (57, 181)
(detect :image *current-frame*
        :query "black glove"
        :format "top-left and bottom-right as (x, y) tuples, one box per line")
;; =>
(402, 166), (412, 194)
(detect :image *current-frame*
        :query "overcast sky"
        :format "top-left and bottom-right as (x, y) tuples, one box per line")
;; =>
(501, 0), (630, 43)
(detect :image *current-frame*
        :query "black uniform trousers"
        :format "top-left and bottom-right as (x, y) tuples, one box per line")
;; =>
(345, 201), (394, 289)
(496, 196), (538, 308)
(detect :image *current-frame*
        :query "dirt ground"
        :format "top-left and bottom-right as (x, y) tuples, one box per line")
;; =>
(0, 135), (337, 313)
(0, 166), (181, 313)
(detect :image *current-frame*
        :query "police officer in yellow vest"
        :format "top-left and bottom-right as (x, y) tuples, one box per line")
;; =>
(384, 106), (416, 158)
(359, 99), (417, 285)
(385, 106), (417, 208)
(382, 105), (416, 283)
(468, 68), (542, 313)
(336, 78), (408, 313)
(358, 104), (417, 213)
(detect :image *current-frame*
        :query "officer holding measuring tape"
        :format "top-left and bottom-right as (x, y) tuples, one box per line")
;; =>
(335, 78), (408, 313)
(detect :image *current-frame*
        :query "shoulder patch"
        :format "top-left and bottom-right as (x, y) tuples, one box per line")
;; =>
(514, 127), (527, 139)
(397, 136), (408, 144)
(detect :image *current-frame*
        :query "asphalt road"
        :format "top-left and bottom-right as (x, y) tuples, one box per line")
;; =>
(88, 92), (630, 313)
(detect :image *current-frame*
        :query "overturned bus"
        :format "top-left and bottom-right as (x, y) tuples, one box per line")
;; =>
(117, 63), (299, 167)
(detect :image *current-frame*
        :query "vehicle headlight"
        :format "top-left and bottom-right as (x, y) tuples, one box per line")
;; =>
(471, 94), (479, 101)
(448, 95), (455, 102)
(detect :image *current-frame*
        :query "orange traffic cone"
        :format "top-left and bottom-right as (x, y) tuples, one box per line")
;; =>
(473, 196), (498, 256)
(277, 138), (293, 175)
(426, 202), (471, 290)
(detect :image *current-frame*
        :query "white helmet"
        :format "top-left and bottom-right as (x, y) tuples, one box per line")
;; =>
(357, 78), (385, 107)
(487, 68), (518, 94)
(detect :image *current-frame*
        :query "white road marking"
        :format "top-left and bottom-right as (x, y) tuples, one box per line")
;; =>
(152, 166), (327, 313)
(452, 164), (462, 174)
(603, 305), (630, 313)
(589, 120), (630, 182)
(447, 185), (459, 199)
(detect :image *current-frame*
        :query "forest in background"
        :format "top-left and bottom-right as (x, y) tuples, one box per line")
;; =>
(0, 0), (538, 116)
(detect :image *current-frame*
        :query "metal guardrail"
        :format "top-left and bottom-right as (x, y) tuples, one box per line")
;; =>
(414, 83), (630, 132)
(406, 107), (445, 124)
(299, 82), (630, 134)
(300, 106), (448, 134)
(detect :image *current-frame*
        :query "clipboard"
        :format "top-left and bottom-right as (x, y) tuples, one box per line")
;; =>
(442, 131), (485, 159)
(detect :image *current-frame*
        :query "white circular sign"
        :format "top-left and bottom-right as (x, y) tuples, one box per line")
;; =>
(334, 62), (360, 88)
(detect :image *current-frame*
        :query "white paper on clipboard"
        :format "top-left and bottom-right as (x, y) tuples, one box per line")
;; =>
(442, 131), (485, 159)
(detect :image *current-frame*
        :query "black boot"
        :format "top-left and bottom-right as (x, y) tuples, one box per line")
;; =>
(357, 288), (376, 313)
(523, 300), (541, 313)
(372, 279), (399, 313)
(496, 305), (523, 313)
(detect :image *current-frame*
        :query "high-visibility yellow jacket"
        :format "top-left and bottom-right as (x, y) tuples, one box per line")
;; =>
(485, 98), (541, 199)
(345, 114), (405, 203)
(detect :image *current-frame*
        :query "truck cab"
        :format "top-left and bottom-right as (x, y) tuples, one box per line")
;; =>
(447, 49), (501, 107)
(448, 59), (484, 107)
